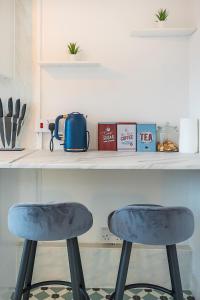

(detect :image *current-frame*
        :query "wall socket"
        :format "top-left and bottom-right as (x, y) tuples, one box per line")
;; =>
(101, 227), (122, 244)
(36, 120), (50, 133)
(36, 119), (57, 134)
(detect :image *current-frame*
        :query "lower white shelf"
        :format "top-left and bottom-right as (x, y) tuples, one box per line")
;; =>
(131, 27), (197, 37)
(5, 150), (200, 170)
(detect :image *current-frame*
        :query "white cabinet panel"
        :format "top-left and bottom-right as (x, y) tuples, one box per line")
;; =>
(0, 0), (14, 78)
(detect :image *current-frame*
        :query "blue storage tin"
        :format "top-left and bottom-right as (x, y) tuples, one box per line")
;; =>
(137, 124), (156, 152)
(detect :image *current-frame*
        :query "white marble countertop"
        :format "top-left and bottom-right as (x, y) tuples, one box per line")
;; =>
(4, 149), (200, 170)
(0, 150), (35, 168)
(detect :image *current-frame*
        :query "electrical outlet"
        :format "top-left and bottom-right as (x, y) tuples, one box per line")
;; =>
(36, 119), (54, 134)
(101, 227), (122, 244)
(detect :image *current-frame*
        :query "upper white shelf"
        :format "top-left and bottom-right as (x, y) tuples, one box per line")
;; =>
(131, 27), (197, 37)
(39, 61), (100, 67)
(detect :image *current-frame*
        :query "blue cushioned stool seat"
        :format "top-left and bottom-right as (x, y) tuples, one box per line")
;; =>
(108, 205), (194, 245)
(8, 202), (93, 241)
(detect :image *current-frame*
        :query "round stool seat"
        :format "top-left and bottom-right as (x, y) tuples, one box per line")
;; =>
(8, 202), (93, 241)
(108, 205), (194, 245)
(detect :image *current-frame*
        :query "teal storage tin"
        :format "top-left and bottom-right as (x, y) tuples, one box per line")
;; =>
(137, 124), (156, 152)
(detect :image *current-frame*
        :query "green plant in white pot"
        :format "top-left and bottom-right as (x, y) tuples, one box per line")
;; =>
(67, 42), (80, 61)
(155, 9), (169, 28)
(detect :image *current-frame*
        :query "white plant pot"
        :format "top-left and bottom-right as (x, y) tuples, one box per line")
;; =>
(69, 54), (79, 62)
(156, 21), (167, 28)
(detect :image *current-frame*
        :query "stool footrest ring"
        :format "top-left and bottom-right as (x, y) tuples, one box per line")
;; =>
(110, 283), (173, 299)
(22, 280), (89, 300)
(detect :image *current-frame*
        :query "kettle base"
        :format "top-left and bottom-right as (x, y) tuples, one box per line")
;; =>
(64, 148), (87, 152)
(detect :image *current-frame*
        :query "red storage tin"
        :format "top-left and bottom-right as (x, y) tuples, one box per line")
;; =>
(98, 123), (117, 151)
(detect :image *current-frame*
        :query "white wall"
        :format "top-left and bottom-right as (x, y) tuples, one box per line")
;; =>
(0, 0), (33, 149)
(34, 0), (194, 150)
(189, 0), (200, 118)
(0, 0), (195, 149)
(0, 0), (14, 78)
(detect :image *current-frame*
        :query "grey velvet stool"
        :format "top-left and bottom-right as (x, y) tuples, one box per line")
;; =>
(8, 202), (93, 300)
(108, 205), (194, 300)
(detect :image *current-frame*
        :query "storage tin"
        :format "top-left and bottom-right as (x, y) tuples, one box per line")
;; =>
(137, 123), (156, 152)
(117, 123), (136, 151)
(98, 123), (117, 151)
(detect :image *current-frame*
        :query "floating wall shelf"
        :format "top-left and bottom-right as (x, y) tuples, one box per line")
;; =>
(131, 27), (197, 37)
(39, 61), (100, 67)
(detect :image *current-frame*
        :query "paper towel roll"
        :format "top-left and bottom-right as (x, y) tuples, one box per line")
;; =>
(179, 118), (199, 153)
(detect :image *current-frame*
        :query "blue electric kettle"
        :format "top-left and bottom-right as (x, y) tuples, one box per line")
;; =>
(54, 112), (90, 152)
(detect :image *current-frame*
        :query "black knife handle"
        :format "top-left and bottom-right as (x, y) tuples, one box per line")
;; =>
(14, 99), (21, 118)
(20, 104), (26, 121)
(0, 99), (3, 118)
(7, 97), (13, 117)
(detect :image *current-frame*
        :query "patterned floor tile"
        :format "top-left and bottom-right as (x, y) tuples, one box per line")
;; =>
(27, 287), (194, 300)
(1, 287), (194, 300)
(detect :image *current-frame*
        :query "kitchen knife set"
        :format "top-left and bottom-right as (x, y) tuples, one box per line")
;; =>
(0, 98), (26, 151)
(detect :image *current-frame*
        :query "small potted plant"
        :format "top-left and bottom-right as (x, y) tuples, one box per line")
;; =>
(155, 9), (169, 28)
(67, 42), (80, 61)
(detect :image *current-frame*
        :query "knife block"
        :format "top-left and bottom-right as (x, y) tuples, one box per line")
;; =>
(0, 123), (25, 152)
(0, 130), (25, 151)
(0, 99), (27, 151)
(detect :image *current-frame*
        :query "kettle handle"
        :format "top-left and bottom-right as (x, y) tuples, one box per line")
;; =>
(86, 130), (90, 150)
(54, 114), (67, 141)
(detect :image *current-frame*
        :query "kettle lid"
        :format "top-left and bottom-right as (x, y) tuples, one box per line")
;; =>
(68, 112), (87, 118)
(69, 112), (82, 116)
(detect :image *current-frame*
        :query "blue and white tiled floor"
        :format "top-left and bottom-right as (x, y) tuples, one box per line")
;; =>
(25, 287), (194, 300)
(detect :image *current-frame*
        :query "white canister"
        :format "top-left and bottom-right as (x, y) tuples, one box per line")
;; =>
(179, 118), (199, 153)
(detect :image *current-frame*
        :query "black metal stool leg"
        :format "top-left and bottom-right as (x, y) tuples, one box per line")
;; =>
(14, 240), (32, 300)
(67, 238), (82, 300)
(114, 241), (132, 300)
(73, 238), (86, 300)
(23, 241), (38, 300)
(166, 245), (184, 300)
